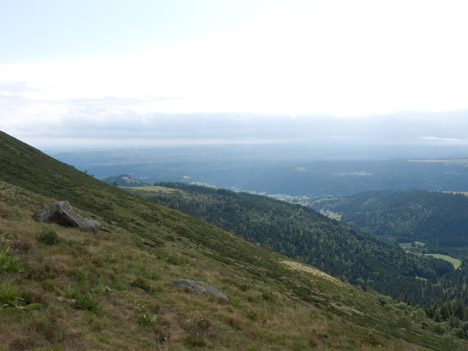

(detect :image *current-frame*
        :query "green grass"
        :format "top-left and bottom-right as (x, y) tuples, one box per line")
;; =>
(0, 131), (466, 350)
(426, 254), (462, 269)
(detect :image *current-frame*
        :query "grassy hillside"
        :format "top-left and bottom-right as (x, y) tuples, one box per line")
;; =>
(0, 131), (467, 350)
(123, 182), (468, 308)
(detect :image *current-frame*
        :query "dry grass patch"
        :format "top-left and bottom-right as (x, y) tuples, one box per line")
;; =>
(281, 259), (344, 285)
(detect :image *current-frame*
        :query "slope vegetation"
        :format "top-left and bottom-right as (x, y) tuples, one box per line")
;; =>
(0, 131), (466, 350)
(312, 190), (468, 258)
(125, 183), (468, 308)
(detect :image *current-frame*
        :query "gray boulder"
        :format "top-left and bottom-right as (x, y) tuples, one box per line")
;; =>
(35, 201), (100, 232)
(173, 279), (228, 301)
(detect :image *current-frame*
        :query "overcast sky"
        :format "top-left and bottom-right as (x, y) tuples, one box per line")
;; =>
(1, 0), (468, 149)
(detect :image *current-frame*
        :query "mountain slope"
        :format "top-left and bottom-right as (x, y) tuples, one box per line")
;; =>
(312, 190), (468, 258)
(0, 131), (467, 350)
(124, 183), (468, 308)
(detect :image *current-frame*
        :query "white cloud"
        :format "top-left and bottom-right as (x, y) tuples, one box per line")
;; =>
(420, 137), (468, 145)
(1, 0), (468, 146)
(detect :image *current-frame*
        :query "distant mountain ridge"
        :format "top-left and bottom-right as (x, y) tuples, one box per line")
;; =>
(102, 174), (149, 187)
(51, 146), (468, 196)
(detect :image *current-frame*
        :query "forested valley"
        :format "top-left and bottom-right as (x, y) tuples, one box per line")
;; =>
(311, 190), (468, 260)
(125, 183), (468, 319)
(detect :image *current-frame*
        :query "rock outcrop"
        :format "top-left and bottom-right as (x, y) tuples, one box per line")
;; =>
(35, 201), (100, 232)
(173, 279), (228, 301)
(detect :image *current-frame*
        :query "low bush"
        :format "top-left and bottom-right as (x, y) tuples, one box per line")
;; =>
(433, 323), (446, 335)
(75, 292), (99, 311)
(0, 243), (20, 272)
(38, 228), (60, 245)
(136, 313), (157, 327)
(0, 282), (41, 311)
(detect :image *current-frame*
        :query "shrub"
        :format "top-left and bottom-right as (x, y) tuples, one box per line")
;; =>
(229, 299), (241, 307)
(75, 292), (99, 311)
(137, 313), (157, 327)
(0, 282), (25, 307)
(38, 228), (60, 245)
(433, 323), (446, 335)
(136, 313), (170, 342)
(0, 243), (20, 272)
(451, 328), (465, 339)
(420, 321), (429, 329)
(0, 282), (41, 311)
(64, 284), (77, 298)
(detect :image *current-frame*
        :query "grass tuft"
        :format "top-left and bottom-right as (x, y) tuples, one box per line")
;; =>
(38, 227), (60, 245)
(0, 282), (42, 311)
(74, 291), (99, 311)
(184, 335), (207, 348)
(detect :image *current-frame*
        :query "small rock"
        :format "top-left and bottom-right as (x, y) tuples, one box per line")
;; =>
(35, 201), (100, 232)
(173, 279), (228, 301)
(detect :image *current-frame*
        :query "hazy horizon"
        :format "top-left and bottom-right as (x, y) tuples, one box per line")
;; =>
(1, 1), (468, 152)
(10, 111), (468, 154)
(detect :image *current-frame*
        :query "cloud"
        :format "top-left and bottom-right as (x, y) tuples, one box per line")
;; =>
(2, 102), (468, 150)
(419, 136), (468, 145)
(0, 81), (34, 94)
(2, 0), (468, 119)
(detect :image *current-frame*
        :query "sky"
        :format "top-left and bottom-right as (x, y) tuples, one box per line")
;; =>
(1, 0), (468, 149)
